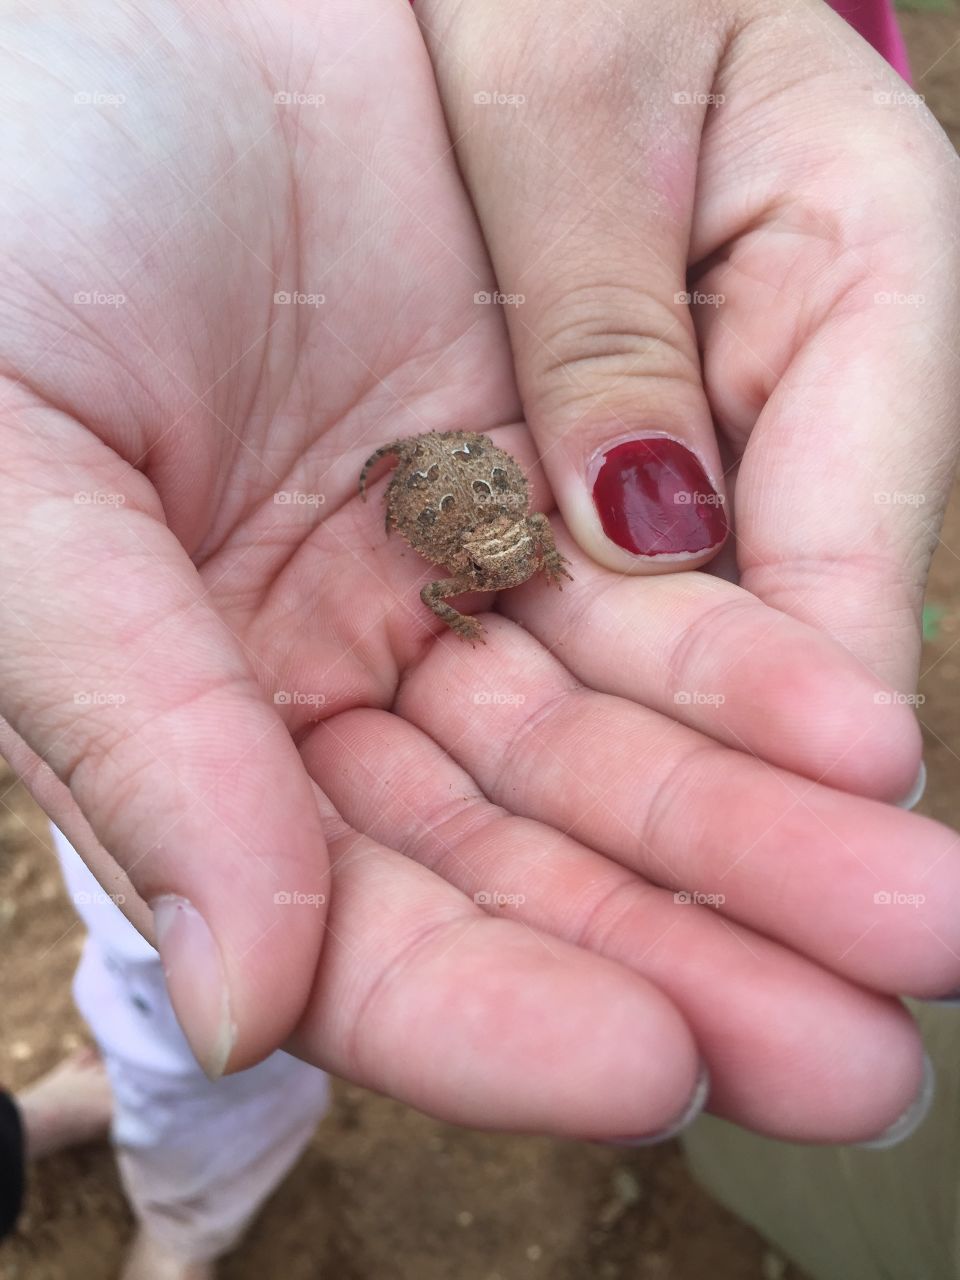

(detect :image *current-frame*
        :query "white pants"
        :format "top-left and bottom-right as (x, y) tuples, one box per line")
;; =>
(52, 825), (331, 1263)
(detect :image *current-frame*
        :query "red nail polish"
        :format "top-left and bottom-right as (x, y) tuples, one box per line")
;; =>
(592, 437), (727, 556)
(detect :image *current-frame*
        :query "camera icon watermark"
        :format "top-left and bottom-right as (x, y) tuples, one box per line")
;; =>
(474, 890), (526, 907)
(72, 889), (127, 906)
(873, 89), (924, 107)
(273, 890), (326, 906)
(74, 490), (126, 506)
(472, 488), (526, 510)
(473, 691), (526, 706)
(274, 690), (327, 708)
(873, 690), (925, 706)
(874, 490), (926, 506)
(274, 90), (326, 107)
(674, 889), (726, 907)
(873, 889), (925, 908)
(274, 490), (326, 507)
(74, 290), (126, 308)
(274, 290), (325, 307)
(473, 90), (526, 107)
(474, 290), (525, 307)
(74, 690), (126, 708)
(674, 490), (724, 506)
(674, 690), (726, 706)
(672, 90), (725, 107)
(873, 290), (925, 308)
(674, 289), (725, 307)
(74, 90), (126, 107)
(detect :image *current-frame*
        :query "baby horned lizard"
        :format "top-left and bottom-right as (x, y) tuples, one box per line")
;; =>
(359, 430), (572, 642)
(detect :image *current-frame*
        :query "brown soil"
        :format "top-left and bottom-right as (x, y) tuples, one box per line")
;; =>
(2, 12), (959, 1279)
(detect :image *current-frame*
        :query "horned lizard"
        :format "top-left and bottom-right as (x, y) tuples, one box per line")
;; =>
(359, 430), (572, 642)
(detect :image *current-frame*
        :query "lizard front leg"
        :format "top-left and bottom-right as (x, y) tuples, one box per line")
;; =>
(527, 513), (573, 587)
(420, 577), (486, 643)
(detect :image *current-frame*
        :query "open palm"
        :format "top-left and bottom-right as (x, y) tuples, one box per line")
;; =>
(2, 0), (958, 1145)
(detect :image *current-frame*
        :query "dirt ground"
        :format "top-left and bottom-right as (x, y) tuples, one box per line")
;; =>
(3, 11), (960, 1280)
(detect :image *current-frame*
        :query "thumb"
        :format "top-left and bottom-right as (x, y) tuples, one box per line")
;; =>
(419, 0), (728, 571)
(0, 397), (328, 1077)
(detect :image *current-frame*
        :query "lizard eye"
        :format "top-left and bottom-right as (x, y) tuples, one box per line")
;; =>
(408, 463), (440, 489)
(417, 508), (437, 526)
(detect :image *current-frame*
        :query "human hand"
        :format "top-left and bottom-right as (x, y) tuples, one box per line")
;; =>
(1, 0), (958, 1149)
(417, 0), (960, 700)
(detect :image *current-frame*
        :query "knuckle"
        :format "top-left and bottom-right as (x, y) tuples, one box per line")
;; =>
(531, 281), (703, 408)
(640, 743), (719, 871)
(59, 726), (153, 835)
(490, 685), (577, 796)
(666, 596), (755, 692)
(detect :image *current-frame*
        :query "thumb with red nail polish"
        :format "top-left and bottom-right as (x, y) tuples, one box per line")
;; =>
(591, 434), (727, 562)
(413, 7), (730, 576)
(479, 273), (728, 575)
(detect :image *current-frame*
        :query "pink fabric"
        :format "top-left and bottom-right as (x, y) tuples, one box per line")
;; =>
(826, 0), (912, 80)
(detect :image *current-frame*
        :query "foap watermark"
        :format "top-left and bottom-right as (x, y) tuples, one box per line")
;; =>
(74, 290), (126, 308)
(873, 889), (925, 908)
(675, 289), (725, 307)
(274, 490), (326, 507)
(873, 89), (925, 107)
(72, 889), (126, 906)
(74, 90), (125, 107)
(674, 490), (724, 507)
(474, 290), (525, 308)
(674, 890), (726, 907)
(74, 690), (126, 708)
(874, 290), (925, 308)
(475, 890), (526, 907)
(473, 90), (526, 107)
(274, 90), (326, 107)
(473, 690), (526, 706)
(74, 490), (126, 507)
(274, 690), (327, 708)
(672, 90), (725, 107)
(874, 490), (926, 506)
(674, 690), (725, 707)
(274, 890), (326, 906)
(873, 690), (925, 707)
(274, 290), (325, 307)
(473, 488), (526, 511)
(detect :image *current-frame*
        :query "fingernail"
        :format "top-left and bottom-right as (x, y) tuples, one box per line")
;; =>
(895, 760), (926, 811)
(591, 436), (727, 557)
(854, 1051), (934, 1150)
(151, 895), (236, 1080)
(608, 1063), (710, 1147)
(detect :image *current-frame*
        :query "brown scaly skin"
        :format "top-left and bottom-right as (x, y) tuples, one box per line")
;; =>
(359, 431), (572, 642)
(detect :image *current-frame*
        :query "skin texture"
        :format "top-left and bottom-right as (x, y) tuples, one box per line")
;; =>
(0, 0), (957, 1144)
(360, 430), (572, 642)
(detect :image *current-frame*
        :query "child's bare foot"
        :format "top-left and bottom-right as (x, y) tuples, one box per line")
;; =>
(15, 1045), (112, 1160)
(121, 1229), (215, 1280)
